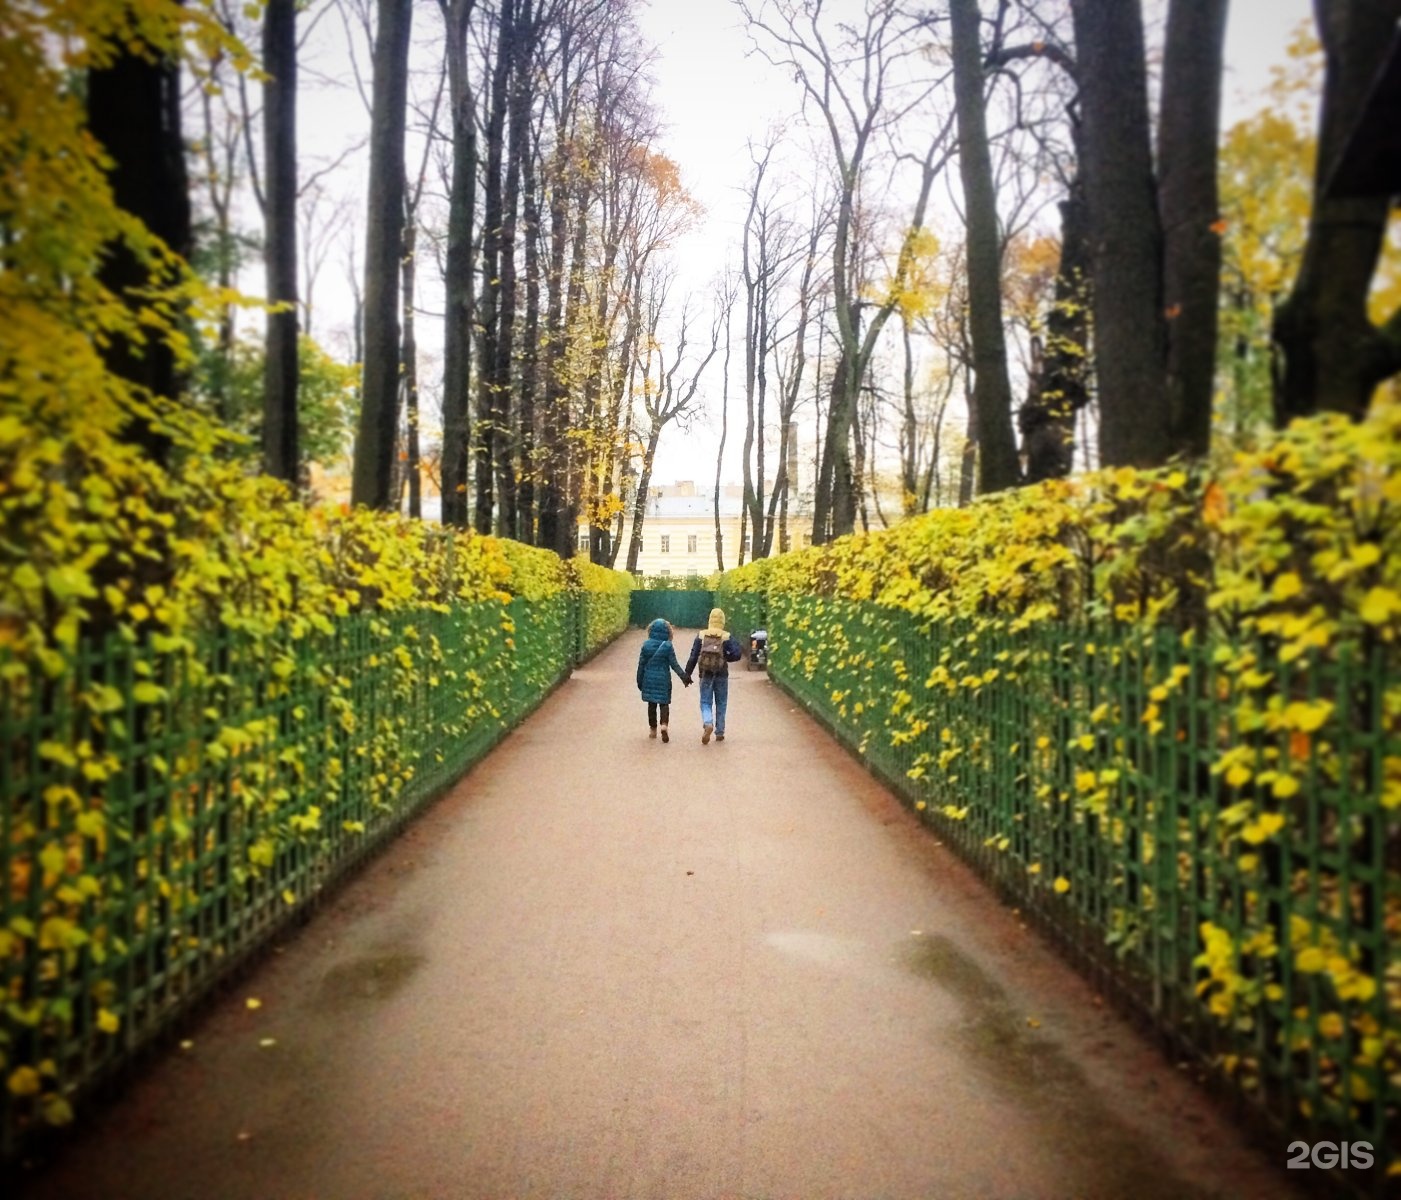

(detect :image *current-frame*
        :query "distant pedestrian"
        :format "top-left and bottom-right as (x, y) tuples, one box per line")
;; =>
(683, 608), (743, 744)
(637, 618), (690, 742)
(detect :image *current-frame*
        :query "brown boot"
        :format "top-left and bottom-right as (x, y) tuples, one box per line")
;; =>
(660, 725), (670, 743)
(649, 727), (657, 739)
(702, 723), (713, 744)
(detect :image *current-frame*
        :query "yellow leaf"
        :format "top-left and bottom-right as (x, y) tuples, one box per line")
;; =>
(1359, 586), (1401, 625)
(1053, 877), (1071, 895)
(1295, 946), (1326, 973)
(245, 998), (262, 1011)
(97, 1009), (120, 1034)
(1242, 813), (1286, 844)
(7, 1067), (41, 1097)
(1282, 700), (1333, 733)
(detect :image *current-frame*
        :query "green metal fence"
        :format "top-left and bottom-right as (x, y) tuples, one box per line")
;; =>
(0, 591), (619, 1159)
(764, 594), (1398, 1186)
(628, 589), (716, 631)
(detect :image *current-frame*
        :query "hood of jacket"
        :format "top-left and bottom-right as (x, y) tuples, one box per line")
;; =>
(647, 618), (671, 640)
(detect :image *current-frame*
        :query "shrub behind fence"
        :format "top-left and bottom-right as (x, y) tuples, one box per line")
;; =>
(0, 590), (625, 1158)
(755, 593), (1397, 1185)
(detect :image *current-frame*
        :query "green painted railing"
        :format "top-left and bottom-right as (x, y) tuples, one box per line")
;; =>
(0, 591), (622, 1159)
(629, 589), (715, 631)
(763, 594), (1397, 1186)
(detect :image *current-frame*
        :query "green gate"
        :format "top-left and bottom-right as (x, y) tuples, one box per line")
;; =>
(629, 589), (715, 630)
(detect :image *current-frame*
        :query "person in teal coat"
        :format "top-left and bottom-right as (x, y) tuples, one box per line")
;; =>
(636, 618), (690, 742)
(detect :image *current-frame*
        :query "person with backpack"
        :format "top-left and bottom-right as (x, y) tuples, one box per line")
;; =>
(637, 618), (690, 742)
(682, 608), (743, 744)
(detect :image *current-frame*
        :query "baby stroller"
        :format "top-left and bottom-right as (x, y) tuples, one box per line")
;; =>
(747, 629), (768, 671)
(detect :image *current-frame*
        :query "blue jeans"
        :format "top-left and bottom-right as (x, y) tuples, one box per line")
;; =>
(700, 673), (729, 733)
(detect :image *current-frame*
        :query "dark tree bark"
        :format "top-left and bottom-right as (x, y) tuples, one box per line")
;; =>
(87, 7), (192, 463)
(350, 0), (413, 510)
(537, 144), (580, 556)
(715, 293), (733, 571)
(262, 0), (299, 484)
(1019, 182), (1091, 483)
(518, 124), (545, 543)
(401, 218), (422, 518)
(949, 0), (1020, 494)
(474, 0), (514, 534)
(492, 0), (536, 540)
(438, 0), (477, 529)
(1159, 0), (1230, 458)
(1069, 0), (1171, 468)
(1274, 0), (1401, 421)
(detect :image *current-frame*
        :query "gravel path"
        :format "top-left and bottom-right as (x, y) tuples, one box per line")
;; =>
(19, 634), (1298, 1200)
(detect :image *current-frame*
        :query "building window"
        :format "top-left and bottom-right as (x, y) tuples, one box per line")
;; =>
(802, 533), (813, 547)
(687, 534), (698, 554)
(578, 531), (589, 552)
(658, 569), (671, 577)
(660, 535), (670, 553)
(743, 534), (751, 555)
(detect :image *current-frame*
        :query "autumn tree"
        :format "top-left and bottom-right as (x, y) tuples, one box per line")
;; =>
(623, 287), (721, 572)
(437, 0), (478, 528)
(87, 0), (195, 462)
(948, 0), (1020, 493)
(1274, 1), (1401, 420)
(350, 0), (413, 509)
(1066, 0), (1229, 467)
(262, 0), (299, 484)
(742, 0), (957, 543)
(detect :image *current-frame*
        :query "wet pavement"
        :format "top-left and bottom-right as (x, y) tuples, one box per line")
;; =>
(19, 635), (1299, 1200)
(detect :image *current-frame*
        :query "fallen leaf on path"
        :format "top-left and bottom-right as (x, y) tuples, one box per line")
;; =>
(1026, 1018), (1041, 1029)
(259, 1038), (277, 1048)
(245, 998), (262, 1010)
(179, 1040), (194, 1051)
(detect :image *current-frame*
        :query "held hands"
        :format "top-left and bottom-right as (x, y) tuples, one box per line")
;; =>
(683, 673), (693, 687)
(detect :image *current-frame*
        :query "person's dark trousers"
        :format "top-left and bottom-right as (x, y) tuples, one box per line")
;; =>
(647, 702), (670, 729)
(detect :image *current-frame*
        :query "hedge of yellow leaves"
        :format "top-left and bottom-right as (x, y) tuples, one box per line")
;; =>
(1, 2), (638, 1153)
(721, 407), (1400, 1156)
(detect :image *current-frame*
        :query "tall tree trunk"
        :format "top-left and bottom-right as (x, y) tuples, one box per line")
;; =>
(493, 0), (532, 540)
(1020, 181), (1092, 482)
(402, 217), (421, 518)
(1159, 0), (1230, 458)
(714, 306), (732, 571)
(474, 0), (514, 533)
(87, 7), (192, 463)
(262, 0), (299, 484)
(537, 146), (576, 555)
(438, 0), (477, 528)
(949, 0), (1020, 493)
(901, 315), (918, 513)
(625, 427), (662, 573)
(518, 137), (544, 542)
(1274, 1), (1401, 420)
(350, 0), (413, 509)
(197, 80), (238, 424)
(1069, 0), (1171, 468)
(557, 176), (592, 555)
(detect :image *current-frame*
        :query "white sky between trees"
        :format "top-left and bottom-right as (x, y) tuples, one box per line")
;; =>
(284, 0), (1314, 495)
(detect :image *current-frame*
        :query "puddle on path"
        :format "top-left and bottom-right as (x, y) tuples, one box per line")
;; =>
(315, 951), (427, 1011)
(905, 935), (1220, 1200)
